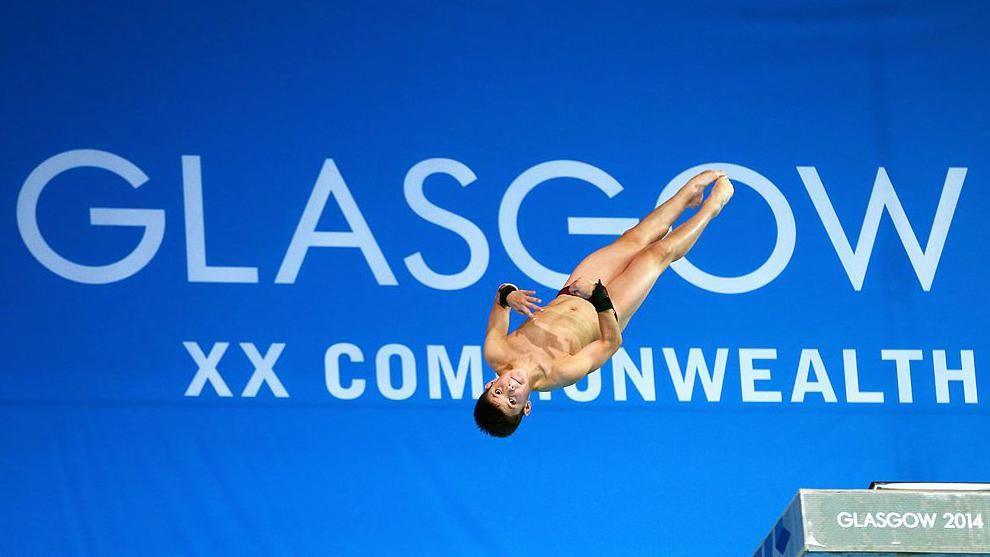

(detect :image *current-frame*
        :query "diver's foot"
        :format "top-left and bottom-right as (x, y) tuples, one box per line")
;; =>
(684, 169), (725, 208)
(687, 188), (705, 209)
(708, 177), (734, 216)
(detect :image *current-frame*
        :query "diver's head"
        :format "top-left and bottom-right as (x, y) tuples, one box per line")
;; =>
(473, 371), (532, 438)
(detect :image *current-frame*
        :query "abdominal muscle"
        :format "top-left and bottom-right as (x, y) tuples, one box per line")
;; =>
(506, 295), (600, 390)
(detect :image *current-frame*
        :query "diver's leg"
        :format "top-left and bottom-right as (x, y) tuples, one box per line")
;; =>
(608, 177), (733, 330)
(563, 170), (724, 286)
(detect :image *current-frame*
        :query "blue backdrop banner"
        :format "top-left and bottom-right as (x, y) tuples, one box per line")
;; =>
(2, 1), (989, 555)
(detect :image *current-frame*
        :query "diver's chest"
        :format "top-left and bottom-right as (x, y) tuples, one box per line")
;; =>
(524, 311), (599, 353)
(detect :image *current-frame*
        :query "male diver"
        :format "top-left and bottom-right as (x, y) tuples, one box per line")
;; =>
(475, 170), (733, 437)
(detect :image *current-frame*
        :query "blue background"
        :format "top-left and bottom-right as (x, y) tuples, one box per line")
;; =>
(2, 1), (989, 555)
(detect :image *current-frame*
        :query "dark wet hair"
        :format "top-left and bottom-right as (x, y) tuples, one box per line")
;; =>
(473, 386), (524, 438)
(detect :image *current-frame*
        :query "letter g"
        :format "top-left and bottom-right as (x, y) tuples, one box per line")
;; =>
(17, 149), (165, 283)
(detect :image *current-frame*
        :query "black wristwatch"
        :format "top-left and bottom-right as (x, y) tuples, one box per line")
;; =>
(498, 283), (518, 308)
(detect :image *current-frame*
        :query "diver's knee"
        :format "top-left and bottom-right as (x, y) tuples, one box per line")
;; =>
(619, 227), (651, 250)
(649, 240), (676, 264)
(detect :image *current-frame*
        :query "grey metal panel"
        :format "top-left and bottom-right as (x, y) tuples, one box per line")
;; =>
(756, 489), (990, 555)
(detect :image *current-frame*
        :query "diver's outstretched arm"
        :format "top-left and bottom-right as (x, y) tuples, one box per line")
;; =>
(548, 281), (622, 388)
(483, 283), (543, 366)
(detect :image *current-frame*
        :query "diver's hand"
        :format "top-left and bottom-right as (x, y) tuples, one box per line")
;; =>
(506, 289), (544, 318)
(569, 277), (597, 299)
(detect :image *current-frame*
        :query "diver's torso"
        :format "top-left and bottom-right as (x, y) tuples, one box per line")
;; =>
(506, 294), (599, 389)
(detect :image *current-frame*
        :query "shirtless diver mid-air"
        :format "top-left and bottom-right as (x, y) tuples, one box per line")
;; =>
(475, 170), (733, 437)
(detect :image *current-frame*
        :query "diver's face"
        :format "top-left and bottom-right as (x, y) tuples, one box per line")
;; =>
(485, 371), (532, 417)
